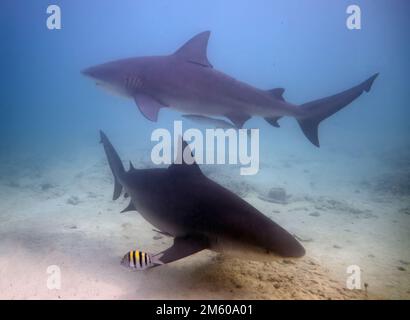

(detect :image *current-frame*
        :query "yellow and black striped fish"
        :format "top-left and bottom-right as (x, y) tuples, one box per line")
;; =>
(121, 250), (164, 270)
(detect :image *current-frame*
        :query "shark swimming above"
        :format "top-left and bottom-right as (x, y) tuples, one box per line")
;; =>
(99, 131), (305, 268)
(83, 31), (378, 147)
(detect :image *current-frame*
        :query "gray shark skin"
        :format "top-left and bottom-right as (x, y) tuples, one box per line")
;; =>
(99, 131), (305, 267)
(84, 31), (378, 147)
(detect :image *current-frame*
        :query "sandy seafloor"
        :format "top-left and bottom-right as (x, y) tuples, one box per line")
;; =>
(0, 140), (409, 300)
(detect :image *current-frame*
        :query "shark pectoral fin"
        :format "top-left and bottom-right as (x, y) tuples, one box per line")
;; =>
(133, 94), (167, 122)
(225, 113), (251, 129)
(264, 116), (282, 128)
(157, 236), (209, 265)
(174, 31), (213, 68)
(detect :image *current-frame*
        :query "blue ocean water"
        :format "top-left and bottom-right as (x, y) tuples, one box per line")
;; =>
(2, 0), (409, 159)
(0, 0), (409, 299)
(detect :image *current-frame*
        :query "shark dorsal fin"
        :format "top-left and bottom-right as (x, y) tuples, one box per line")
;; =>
(168, 137), (202, 176)
(268, 88), (285, 101)
(174, 31), (213, 68)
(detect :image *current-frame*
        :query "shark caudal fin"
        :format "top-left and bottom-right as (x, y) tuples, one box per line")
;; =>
(297, 73), (379, 147)
(99, 131), (125, 200)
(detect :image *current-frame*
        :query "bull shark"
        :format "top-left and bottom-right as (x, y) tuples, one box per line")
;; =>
(100, 130), (305, 268)
(83, 31), (378, 147)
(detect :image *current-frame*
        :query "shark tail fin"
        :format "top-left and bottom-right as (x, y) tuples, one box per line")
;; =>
(99, 130), (125, 200)
(297, 73), (379, 147)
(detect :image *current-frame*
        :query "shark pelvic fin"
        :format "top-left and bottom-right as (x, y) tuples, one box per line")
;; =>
(121, 201), (136, 213)
(225, 113), (251, 129)
(134, 94), (167, 122)
(174, 31), (213, 68)
(129, 161), (135, 171)
(268, 88), (285, 101)
(264, 116), (282, 128)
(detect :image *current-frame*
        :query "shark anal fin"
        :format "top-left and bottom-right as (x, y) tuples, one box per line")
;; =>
(268, 88), (285, 101)
(174, 31), (213, 68)
(264, 116), (282, 128)
(121, 201), (136, 213)
(134, 94), (167, 122)
(156, 235), (209, 265)
(225, 113), (251, 129)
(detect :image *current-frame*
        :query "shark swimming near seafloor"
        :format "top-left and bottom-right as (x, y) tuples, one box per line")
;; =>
(99, 131), (305, 268)
(83, 31), (378, 147)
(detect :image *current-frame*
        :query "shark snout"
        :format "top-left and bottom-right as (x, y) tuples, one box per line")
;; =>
(81, 66), (98, 79)
(81, 66), (108, 88)
(82, 62), (129, 97)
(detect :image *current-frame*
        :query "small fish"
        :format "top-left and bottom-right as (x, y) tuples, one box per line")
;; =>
(182, 114), (238, 129)
(121, 250), (164, 270)
(182, 114), (253, 136)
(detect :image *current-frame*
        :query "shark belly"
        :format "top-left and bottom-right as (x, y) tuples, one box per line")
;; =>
(138, 208), (281, 263)
(209, 235), (284, 262)
(163, 92), (295, 118)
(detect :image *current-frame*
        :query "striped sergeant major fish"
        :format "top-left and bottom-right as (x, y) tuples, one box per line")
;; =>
(121, 250), (164, 270)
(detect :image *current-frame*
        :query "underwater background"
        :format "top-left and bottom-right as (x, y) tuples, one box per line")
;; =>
(1, 0), (409, 299)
